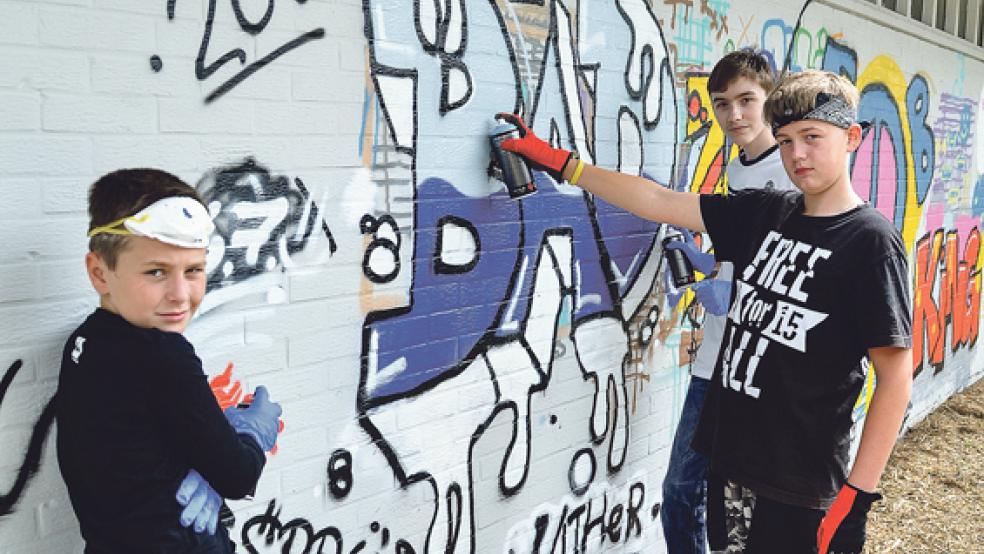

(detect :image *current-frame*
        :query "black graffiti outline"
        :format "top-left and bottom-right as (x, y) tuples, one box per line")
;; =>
(780, 0), (816, 76)
(232, 0), (275, 34)
(359, 229), (569, 553)
(516, 480), (649, 553)
(361, 214), (402, 283)
(410, 0), (474, 113)
(200, 159), (332, 290)
(616, 107), (644, 175)
(176, 0), (326, 103)
(568, 448), (596, 497)
(327, 449), (354, 499)
(441, 56), (474, 113)
(0, 361), (58, 517)
(295, 176), (338, 255)
(434, 215), (481, 274)
(613, 0), (676, 130)
(499, 231), (570, 490)
(363, 0), (422, 155)
(241, 499), (418, 554)
(579, 61), (601, 162)
(242, 499), (342, 553)
(527, 0), (582, 153)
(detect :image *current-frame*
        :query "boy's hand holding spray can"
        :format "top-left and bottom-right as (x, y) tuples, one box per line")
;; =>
(489, 117), (537, 200)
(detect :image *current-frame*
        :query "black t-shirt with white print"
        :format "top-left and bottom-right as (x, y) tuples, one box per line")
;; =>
(693, 188), (912, 510)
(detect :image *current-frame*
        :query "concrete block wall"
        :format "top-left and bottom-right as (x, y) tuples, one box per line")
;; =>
(0, 0), (981, 552)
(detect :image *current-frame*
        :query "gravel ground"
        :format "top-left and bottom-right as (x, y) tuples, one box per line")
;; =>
(864, 377), (984, 553)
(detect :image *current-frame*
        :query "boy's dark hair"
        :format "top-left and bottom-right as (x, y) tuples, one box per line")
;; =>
(88, 169), (205, 269)
(708, 49), (777, 95)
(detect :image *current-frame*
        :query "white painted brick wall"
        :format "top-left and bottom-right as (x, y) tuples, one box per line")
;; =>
(0, 1), (981, 552)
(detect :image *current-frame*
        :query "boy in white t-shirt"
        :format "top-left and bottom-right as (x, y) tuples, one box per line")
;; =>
(658, 49), (795, 553)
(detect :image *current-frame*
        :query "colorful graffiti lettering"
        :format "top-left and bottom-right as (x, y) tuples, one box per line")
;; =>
(928, 93), (978, 216)
(912, 227), (982, 375)
(759, 18), (832, 72)
(824, 39), (935, 249)
(681, 73), (738, 195)
(666, 0), (731, 71)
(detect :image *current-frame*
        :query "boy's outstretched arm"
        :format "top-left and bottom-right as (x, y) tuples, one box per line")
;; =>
(568, 164), (706, 232)
(849, 346), (912, 490)
(495, 112), (706, 232)
(817, 345), (912, 554)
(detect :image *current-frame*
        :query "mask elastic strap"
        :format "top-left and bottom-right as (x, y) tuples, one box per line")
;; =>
(87, 214), (150, 237)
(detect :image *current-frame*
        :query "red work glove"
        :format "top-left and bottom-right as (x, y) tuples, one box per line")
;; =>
(817, 483), (882, 554)
(494, 112), (574, 182)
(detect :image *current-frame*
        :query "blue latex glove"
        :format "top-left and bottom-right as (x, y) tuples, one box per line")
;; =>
(224, 386), (282, 452)
(691, 278), (732, 316)
(175, 469), (220, 535)
(664, 227), (717, 275)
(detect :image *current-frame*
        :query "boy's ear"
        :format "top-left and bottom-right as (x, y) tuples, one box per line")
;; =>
(85, 252), (111, 296)
(846, 123), (863, 151)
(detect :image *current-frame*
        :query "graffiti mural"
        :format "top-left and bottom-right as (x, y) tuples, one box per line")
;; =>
(823, 39), (935, 248)
(356, 0), (675, 550)
(164, 0), (326, 103)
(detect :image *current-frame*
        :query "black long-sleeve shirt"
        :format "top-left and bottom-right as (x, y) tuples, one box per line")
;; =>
(56, 308), (265, 552)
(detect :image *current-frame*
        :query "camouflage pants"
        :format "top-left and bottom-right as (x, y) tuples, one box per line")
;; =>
(710, 480), (757, 554)
(708, 479), (826, 553)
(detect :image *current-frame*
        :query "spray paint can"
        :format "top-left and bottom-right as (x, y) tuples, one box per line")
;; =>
(662, 230), (695, 288)
(489, 120), (537, 200)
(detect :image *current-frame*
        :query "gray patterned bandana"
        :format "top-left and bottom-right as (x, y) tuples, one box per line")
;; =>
(771, 92), (860, 134)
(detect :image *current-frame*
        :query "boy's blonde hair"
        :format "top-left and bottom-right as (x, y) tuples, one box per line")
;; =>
(764, 70), (860, 131)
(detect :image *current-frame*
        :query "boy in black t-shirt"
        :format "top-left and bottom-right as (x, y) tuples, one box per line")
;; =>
(56, 169), (283, 553)
(495, 69), (912, 553)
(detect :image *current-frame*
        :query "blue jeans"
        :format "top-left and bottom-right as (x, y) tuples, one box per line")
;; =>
(661, 375), (710, 554)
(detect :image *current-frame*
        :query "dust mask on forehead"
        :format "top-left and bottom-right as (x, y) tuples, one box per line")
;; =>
(87, 197), (214, 249)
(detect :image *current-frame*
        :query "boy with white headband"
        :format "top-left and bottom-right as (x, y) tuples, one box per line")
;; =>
(496, 69), (912, 553)
(55, 169), (282, 553)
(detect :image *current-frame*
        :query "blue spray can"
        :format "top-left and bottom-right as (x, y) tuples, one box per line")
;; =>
(490, 120), (537, 200)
